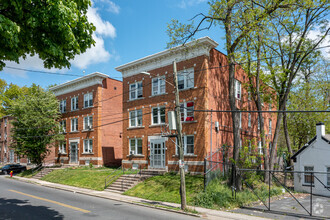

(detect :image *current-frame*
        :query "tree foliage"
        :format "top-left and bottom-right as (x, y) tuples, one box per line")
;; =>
(8, 85), (63, 165)
(0, 0), (95, 70)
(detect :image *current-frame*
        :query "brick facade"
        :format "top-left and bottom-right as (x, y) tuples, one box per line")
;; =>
(116, 37), (277, 174)
(50, 73), (123, 167)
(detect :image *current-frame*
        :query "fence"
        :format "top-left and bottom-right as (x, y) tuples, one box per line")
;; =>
(236, 169), (330, 219)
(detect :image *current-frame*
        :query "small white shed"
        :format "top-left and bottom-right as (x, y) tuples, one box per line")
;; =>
(291, 122), (330, 196)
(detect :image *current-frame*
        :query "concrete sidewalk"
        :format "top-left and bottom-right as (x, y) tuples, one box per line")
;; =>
(10, 176), (270, 220)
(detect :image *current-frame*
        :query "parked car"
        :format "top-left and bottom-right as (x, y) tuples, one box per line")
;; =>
(0, 164), (27, 175)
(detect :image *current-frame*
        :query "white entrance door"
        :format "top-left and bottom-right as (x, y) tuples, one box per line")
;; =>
(150, 139), (165, 169)
(70, 142), (79, 164)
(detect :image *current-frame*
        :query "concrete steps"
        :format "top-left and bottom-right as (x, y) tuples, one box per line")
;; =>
(105, 169), (166, 194)
(33, 168), (53, 179)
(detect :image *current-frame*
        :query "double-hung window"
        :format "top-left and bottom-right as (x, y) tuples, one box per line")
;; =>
(84, 116), (93, 130)
(129, 81), (143, 100)
(84, 93), (93, 108)
(83, 139), (93, 153)
(176, 135), (194, 155)
(178, 68), (194, 90)
(59, 142), (66, 154)
(60, 100), (66, 113)
(304, 166), (314, 185)
(239, 112), (242, 128)
(59, 120), (66, 133)
(129, 109), (143, 127)
(152, 106), (166, 125)
(258, 141), (263, 155)
(248, 113), (251, 128)
(269, 119), (272, 135)
(71, 118), (78, 132)
(235, 79), (241, 99)
(71, 96), (78, 111)
(129, 138), (142, 155)
(152, 76), (166, 96)
(180, 102), (194, 122)
(327, 167), (330, 187)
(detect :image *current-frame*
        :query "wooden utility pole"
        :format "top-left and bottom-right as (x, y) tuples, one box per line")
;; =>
(173, 60), (186, 210)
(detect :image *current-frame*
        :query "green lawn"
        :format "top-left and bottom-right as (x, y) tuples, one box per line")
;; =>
(40, 166), (123, 191)
(124, 173), (204, 204)
(124, 173), (284, 209)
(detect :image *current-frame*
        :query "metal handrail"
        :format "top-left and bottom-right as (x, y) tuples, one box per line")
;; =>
(104, 166), (122, 189)
(120, 165), (141, 191)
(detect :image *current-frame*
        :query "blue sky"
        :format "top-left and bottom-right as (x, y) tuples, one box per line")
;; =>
(0, 0), (226, 88)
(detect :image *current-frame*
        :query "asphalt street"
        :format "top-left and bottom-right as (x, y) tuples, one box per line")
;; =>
(0, 175), (199, 220)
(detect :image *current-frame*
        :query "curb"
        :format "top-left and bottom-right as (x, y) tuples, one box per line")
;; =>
(10, 177), (201, 218)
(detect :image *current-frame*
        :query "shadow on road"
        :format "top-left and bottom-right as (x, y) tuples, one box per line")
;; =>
(0, 197), (64, 219)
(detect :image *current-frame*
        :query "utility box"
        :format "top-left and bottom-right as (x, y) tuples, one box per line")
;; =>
(168, 111), (177, 130)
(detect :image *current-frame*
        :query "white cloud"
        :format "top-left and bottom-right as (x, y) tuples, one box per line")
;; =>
(87, 7), (116, 38)
(307, 29), (330, 59)
(71, 34), (111, 69)
(99, 0), (120, 14)
(178, 0), (207, 9)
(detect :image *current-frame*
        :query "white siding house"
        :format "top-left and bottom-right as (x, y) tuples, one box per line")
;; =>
(291, 123), (330, 196)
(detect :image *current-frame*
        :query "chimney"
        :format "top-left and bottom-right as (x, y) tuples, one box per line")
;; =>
(316, 122), (325, 139)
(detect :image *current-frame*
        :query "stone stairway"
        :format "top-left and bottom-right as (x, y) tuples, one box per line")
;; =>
(105, 169), (166, 193)
(33, 168), (53, 179)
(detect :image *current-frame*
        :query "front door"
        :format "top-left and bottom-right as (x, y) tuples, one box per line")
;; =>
(70, 142), (78, 164)
(150, 139), (165, 169)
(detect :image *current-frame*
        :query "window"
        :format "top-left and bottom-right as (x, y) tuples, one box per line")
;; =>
(239, 112), (242, 128)
(59, 142), (66, 154)
(327, 167), (330, 187)
(248, 91), (251, 101)
(235, 79), (241, 99)
(129, 81), (143, 100)
(152, 76), (166, 96)
(248, 141), (252, 153)
(84, 92), (93, 108)
(129, 109), (143, 127)
(258, 141), (263, 154)
(83, 139), (93, 153)
(178, 68), (194, 90)
(152, 106), (166, 125)
(71, 118), (78, 132)
(248, 113), (251, 128)
(84, 116), (93, 130)
(60, 120), (66, 133)
(71, 96), (78, 111)
(304, 166), (314, 185)
(269, 119), (272, 135)
(129, 138), (143, 155)
(60, 100), (66, 113)
(177, 135), (194, 155)
(180, 102), (194, 122)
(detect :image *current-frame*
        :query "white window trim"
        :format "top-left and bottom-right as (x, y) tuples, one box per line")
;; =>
(180, 101), (194, 122)
(178, 68), (194, 90)
(60, 120), (66, 133)
(248, 113), (251, 128)
(151, 106), (166, 125)
(152, 76), (166, 96)
(235, 79), (241, 100)
(59, 142), (66, 154)
(83, 116), (93, 130)
(83, 139), (93, 153)
(269, 119), (272, 135)
(258, 141), (263, 155)
(129, 81), (143, 100)
(239, 112), (242, 129)
(71, 96), (78, 111)
(129, 138), (143, 155)
(84, 92), (93, 108)
(60, 100), (66, 113)
(71, 118), (78, 132)
(129, 109), (143, 127)
(176, 135), (195, 155)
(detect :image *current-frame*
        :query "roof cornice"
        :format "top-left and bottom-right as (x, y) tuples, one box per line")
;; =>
(49, 72), (109, 96)
(115, 36), (218, 78)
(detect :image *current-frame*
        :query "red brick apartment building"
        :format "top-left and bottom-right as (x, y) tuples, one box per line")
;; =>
(50, 72), (123, 167)
(116, 37), (276, 174)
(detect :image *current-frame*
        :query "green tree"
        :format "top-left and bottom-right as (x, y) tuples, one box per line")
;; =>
(8, 85), (63, 165)
(0, 0), (95, 70)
